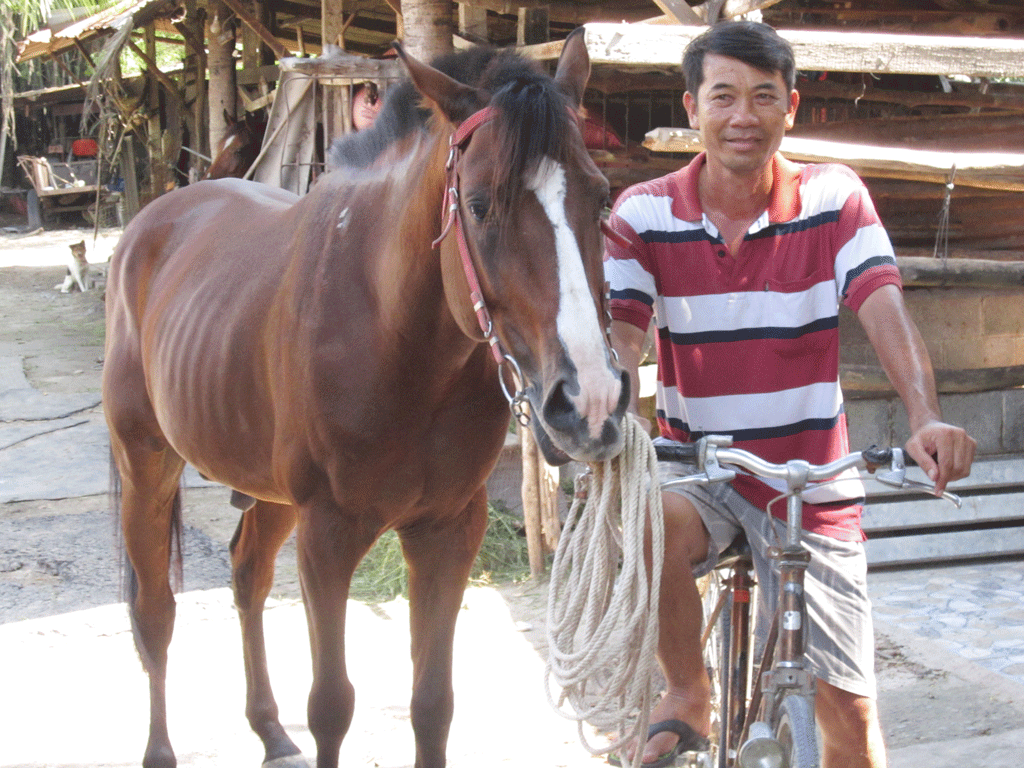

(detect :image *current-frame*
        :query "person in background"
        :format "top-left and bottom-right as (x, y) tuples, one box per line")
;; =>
(352, 82), (383, 131)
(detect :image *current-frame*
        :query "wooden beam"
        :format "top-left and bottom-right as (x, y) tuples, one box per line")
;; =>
(578, 22), (1024, 79)
(767, 9), (1023, 37)
(125, 38), (181, 98)
(280, 49), (404, 79)
(219, 0), (290, 60)
(578, 70), (1024, 113)
(796, 79), (1024, 113)
(457, 0), (655, 25)
(721, 0), (785, 19)
(653, 0), (787, 25)
(842, 363), (1024, 398)
(897, 257), (1024, 289)
(643, 128), (1024, 192)
(652, 0), (702, 25)
(787, 113), (1024, 153)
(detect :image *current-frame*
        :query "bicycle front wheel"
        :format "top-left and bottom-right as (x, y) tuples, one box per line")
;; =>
(775, 694), (819, 768)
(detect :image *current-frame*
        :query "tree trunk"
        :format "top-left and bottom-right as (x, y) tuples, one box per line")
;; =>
(207, 0), (236, 160)
(401, 0), (452, 63)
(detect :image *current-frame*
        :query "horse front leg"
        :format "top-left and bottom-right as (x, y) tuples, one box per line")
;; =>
(229, 499), (308, 767)
(399, 490), (489, 768)
(295, 501), (376, 768)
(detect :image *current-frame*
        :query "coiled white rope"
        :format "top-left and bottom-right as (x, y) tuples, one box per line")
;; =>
(545, 414), (664, 768)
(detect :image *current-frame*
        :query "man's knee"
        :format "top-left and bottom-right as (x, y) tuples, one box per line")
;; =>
(661, 492), (711, 567)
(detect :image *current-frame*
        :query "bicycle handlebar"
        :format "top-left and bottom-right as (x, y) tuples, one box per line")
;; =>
(655, 436), (960, 507)
(654, 441), (913, 475)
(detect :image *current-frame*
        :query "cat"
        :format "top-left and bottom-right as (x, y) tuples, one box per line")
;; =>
(57, 240), (91, 293)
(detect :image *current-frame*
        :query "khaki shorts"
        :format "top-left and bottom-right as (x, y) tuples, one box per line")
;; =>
(658, 453), (877, 700)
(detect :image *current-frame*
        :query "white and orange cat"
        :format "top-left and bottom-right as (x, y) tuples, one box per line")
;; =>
(57, 240), (91, 293)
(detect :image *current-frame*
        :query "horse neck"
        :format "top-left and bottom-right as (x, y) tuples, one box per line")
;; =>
(375, 129), (482, 359)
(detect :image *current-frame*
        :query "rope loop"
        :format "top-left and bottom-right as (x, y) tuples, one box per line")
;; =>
(545, 414), (664, 768)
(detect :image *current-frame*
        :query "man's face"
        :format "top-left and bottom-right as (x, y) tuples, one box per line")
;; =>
(683, 53), (798, 176)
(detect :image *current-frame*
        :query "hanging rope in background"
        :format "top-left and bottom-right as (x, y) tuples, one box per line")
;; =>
(545, 414), (664, 768)
(933, 163), (957, 263)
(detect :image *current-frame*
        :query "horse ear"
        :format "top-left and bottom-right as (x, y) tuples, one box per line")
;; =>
(554, 27), (590, 109)
(393, 41), (488, 125)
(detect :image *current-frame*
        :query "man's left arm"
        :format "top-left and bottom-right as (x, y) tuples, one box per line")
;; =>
(857, 284), (977, 494)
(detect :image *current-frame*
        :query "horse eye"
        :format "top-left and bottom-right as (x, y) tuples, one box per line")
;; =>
(467, 200), (489, 221)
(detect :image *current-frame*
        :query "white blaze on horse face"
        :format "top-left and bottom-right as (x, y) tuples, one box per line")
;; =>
(527, 158), (621, 439)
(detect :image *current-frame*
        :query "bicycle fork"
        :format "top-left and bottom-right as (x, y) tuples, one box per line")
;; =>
(738, 496), (816, 768)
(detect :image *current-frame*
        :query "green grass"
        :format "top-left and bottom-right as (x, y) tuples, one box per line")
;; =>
(348, 502), (532, 603)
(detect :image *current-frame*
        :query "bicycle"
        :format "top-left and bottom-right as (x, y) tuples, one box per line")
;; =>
(652, 434), (961, 768)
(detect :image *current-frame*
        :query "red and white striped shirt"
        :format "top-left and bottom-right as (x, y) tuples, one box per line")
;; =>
(605, 152), (902, 541)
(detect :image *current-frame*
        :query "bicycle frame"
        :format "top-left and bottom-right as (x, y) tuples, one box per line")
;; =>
(658, 434), (961, 768)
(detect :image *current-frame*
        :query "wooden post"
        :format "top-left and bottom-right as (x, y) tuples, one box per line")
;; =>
(145, 25), (168, 201)
(322, 0), (345, 48)
(121, 137), (141, 221)
(517, 6), (548, 46)
(521, 426), (546, 578)
(458, 4), (488, 43)
(177, 0), (208, 173)
(539, 456), (561, 552)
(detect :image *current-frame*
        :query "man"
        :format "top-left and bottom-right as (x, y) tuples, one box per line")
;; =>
(604, 21), (976, 768)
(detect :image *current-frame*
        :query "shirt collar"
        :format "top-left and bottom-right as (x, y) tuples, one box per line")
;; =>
(671, 151), (804, 225)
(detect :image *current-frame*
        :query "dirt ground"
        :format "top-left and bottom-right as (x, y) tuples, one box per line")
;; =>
(1, 220), (1023, 768)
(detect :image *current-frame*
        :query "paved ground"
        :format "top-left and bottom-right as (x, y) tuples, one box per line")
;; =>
(1, 224), (1023, 767)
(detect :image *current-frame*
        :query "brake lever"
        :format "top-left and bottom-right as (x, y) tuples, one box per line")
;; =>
(874, 448), (962, 508)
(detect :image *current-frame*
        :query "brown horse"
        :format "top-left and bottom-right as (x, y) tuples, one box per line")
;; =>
(203, 109), (266, 180)
(104, 30), (627, 768)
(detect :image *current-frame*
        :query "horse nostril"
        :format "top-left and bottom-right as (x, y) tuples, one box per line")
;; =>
(542, 379), (578, 433)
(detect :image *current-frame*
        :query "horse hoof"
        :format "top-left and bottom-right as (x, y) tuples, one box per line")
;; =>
(263, 755), (312, 768)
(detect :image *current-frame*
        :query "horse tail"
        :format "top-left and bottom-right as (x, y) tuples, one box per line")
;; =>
(111, 449), (185, 605)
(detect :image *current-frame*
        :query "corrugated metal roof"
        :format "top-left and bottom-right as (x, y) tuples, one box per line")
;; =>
(16, 0), (184, 62)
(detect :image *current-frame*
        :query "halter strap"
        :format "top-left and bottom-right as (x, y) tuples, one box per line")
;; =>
(432, 104), (504, 364)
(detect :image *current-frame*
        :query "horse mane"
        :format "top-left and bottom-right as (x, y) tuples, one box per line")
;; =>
(326, 47), (576, 218)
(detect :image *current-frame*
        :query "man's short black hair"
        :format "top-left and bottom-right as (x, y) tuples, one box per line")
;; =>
(683, 21), (797, 97)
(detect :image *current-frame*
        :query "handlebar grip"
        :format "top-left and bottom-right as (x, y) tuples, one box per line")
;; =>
(654, 442), (699, 463)
(862, 446), (918, 467)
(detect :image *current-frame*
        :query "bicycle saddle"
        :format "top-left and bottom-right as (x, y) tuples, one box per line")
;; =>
(717, 532), (752, 567)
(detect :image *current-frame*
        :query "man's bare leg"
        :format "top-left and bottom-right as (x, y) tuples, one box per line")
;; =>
(626, 492), (714, 764)
(817, 681), (887, 768)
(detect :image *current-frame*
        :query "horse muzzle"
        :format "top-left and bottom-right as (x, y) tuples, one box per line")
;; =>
(527, 367), (630, 466)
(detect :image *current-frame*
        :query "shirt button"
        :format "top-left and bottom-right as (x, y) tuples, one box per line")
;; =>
(717, 250), (726, 258)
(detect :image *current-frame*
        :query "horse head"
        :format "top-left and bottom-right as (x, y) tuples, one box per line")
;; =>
(397, 30), (628, 465)
(204, 110), (265, 180)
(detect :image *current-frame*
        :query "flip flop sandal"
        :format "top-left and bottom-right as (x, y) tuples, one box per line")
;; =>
(608, 719), (711, 768)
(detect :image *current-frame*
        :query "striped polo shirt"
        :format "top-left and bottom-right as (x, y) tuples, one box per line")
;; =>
(604, 152), (902, 541)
